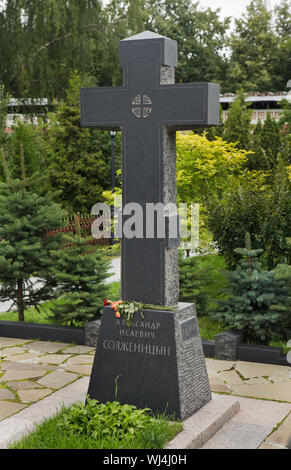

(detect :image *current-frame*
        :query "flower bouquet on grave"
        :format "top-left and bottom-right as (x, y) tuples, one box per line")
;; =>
(104, 299), (144, 326)
(104, 299), (178, 327)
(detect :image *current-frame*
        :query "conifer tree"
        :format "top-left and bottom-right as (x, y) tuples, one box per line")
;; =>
(49, 239), (110, 327)
(210, 233), (290, 343)
(223, 92), (252, 150)
(0, 157), (66, 322)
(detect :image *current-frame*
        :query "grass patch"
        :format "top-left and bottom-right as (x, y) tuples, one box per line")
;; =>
(0, 281), (121, 326)
(9, 399), (182, 450)
(198, 316), (226, 340)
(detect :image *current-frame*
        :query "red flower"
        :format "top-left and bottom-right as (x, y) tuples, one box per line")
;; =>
(115, 311), (121, 318)
(104, 299), (109, 306)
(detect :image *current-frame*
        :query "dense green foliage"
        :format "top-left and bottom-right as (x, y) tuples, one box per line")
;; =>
(43, 72), (118, 213)
(0, 175), (66, 321)
(49, 239), (110, 326)
(207, 164), (291, 270)
(9, 398), (182, 449)
(0, 0), (290, 99)
(210, 234), (291, 343)
(179, 253), (228, 316)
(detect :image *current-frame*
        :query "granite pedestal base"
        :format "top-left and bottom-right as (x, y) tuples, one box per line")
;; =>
(87, 302), (211, 420)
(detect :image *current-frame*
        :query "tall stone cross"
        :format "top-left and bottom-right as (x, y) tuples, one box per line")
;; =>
(81, 31), (219, 307)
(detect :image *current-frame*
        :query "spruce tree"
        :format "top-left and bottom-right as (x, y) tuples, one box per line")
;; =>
(210, 233), (290, 343)
(49, 239), (110, 327)
(0, 164), (66, 322)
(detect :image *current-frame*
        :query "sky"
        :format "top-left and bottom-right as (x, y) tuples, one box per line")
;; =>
(196, 0), (282, 21)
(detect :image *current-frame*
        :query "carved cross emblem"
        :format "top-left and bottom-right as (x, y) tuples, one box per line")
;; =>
(132, 94), (152, 118)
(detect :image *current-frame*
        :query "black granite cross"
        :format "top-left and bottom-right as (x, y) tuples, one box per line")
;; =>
(81, 31), (219, 306)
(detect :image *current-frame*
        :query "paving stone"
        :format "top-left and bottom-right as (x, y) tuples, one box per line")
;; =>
(62, 345), (95, 354)
(0, 388), (15, 400)
(266, 413), (291, 447)
(18, 388), (52, 404)
(64, 364), (92, 375)
(0, 401), (26, 422)
(258, 442), (286, 449)
(0, 338), (33, 348)
(235, 361), (291, 380)
(0, 347), (27, 356)
(243, 377), (270, 385)
(36, 354), (72, 365)
(231, 382), (291, 402)
(0, 377), (89, 447)
(1, 369), (47, 382)
(6, 381), (43, 391)
(37, 370), (78, 389)
(206, 359), (235, 375)
(65, 355), (94, 365)
(231, 396), (291, 427)
(268, 375), (291, 383)
(218, 370), (244, 387)
(27, 341), (70, 354)
(202, 421), (273, 449)
(166, 394), (240, 449)
(1, 361), (56, 371)
(209, 375), (231, 393)
(2, 353), (41, 363)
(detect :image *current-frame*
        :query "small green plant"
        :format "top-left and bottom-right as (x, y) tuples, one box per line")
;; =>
(57, 397), (152, 441)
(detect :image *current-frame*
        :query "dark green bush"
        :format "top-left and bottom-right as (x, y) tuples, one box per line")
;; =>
(209, 234), (291, 343)
(179, 252), (228, 316)
(207, 163), (291, 269)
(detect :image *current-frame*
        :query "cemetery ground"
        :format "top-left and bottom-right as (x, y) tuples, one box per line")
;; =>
(0, 335), (290, 449)
(0, 254), (290, 449)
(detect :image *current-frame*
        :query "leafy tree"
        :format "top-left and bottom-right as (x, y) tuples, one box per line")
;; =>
(0, 170), (66, 322)
(210, 233), (291, 343)
(227, 0), (277, 92)
(145, 0), (230, 88)
(207, 165), (291, 269)
(0, 0), (107, 99)
(176, 132), (248, 206)
(272, 0), (291, 91)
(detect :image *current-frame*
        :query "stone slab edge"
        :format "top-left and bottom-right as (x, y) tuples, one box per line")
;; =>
(0, 376), (89, 449)
(165, 393), (240, 449)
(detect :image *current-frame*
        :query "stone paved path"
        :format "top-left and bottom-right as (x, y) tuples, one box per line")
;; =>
(0, 336), (290, 449)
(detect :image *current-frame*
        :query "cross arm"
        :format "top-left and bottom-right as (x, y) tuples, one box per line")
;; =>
(157, 82), (220, 130)
(80, 87), (127, 130)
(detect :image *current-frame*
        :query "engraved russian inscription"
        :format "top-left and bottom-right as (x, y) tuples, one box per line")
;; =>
(180, 317), (198, 341)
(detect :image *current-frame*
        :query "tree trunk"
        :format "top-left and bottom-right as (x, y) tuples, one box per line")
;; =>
(17, 279), (25, 322)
